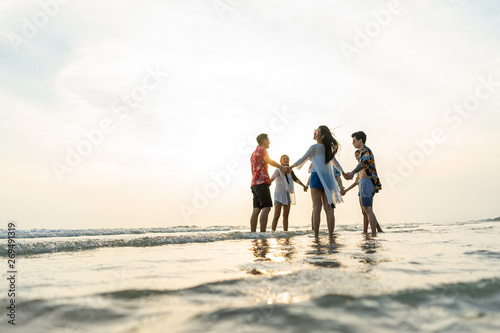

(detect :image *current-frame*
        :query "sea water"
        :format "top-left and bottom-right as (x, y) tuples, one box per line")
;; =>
(1, 220), (499, 332)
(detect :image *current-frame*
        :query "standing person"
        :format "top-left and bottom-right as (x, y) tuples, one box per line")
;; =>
(343, 150), (383, 233)
(343, 131), (382, 235)
(270, 155), (308, 232)
(306, 163), (346, 230)
(291, 126), (345, 238)
(250, 134), (290, 232)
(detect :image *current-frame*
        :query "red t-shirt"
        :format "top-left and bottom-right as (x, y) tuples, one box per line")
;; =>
(250, 145), (271, 186)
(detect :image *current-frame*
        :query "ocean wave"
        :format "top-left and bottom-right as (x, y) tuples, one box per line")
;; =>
(4, 275), (500, 333)
(0, 230), (311, 256)
(99, 278), (247, 300)
(0, 226), (236, 239)
(8, 298), (131, 332)
(90, 273), (500, 305)
(464, 250), (500, 260)
(186, 277), (500, 332)
(0, 223), (409, 240)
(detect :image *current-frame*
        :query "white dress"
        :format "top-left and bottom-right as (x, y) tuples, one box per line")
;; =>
(272, 169), (296, 205)
(291, 143), (344, 205)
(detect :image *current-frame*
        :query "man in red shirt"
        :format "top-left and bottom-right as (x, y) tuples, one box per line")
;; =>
(250, 133), (290, 232)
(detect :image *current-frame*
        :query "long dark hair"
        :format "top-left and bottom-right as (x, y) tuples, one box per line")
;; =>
(318, 125), (340, 164)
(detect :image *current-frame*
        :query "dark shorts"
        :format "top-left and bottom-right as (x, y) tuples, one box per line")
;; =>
(251, 183), (273, 209)
(310, 172), (323, 190)
(359, 178), (375, 207)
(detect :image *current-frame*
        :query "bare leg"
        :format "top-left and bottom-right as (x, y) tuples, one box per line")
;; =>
(363, 206), (377, 235)
(282, 204), (290, 231)
(322, 192), (335, 237)
(373, 200), (383, 232)
(271, 203), (282, 231)
(359, 197), (369, 233)
(260, 207), (271, 232)
(250, 208), (261, 232)
(311, 188), (323, 238)
(376, 216), (383, 232)
(360, 196), (382, 232)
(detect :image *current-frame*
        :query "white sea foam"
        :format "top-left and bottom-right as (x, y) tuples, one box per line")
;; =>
(0, 226), (235, 239)
(0, 230), (311, 256)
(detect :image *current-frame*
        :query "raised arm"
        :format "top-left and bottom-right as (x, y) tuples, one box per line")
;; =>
(291, 145), (313, 170)
(343, 161), (366, 180)
(351, 161), (367, 173)
(264, 155), (289, 174)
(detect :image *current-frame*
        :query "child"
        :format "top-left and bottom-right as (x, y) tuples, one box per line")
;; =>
(270, 155), (307, 231)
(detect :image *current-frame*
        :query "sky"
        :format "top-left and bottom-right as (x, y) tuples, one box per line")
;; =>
(1, 0), (499, 230)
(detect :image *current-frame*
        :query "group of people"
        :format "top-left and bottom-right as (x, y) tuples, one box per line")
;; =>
(250, 126), (382, 237)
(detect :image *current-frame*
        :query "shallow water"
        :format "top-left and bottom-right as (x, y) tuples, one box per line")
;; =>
(1, 221), (499, 332)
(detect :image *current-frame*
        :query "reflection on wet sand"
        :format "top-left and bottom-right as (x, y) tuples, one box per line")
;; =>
(356, 234), (385, 266)
(251, 238), (297, 263)
(305, 236), (343, 268)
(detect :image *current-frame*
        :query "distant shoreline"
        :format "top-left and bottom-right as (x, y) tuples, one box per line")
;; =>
(473, 216), (500, 222)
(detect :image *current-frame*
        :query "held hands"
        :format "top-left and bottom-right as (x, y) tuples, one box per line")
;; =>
(340, 188), (346, 196)
(281, 166), (292, 174)
(342, 171), (354, 180)
(302, 184), (308, 192)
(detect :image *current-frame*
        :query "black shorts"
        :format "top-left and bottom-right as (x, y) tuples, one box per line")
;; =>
(251, 184), (273, 209)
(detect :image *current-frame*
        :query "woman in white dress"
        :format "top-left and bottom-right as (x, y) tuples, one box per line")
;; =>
(270, 155), (307, 232)
(291, 126), (344, 238)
